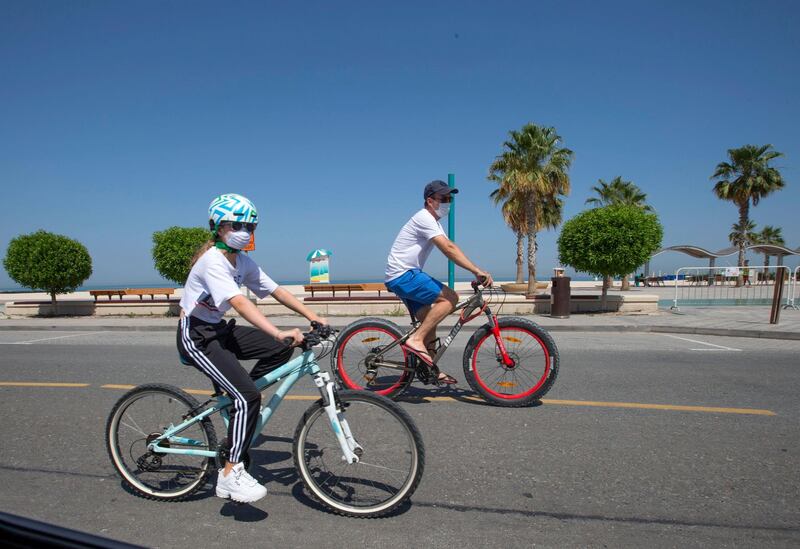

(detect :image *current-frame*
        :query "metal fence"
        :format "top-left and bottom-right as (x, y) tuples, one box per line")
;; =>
(787, 266), (800, 310)
(671, 265), (793, 310)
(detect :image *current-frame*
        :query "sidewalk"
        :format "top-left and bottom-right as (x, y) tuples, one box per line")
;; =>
(1, 306), (797, 340)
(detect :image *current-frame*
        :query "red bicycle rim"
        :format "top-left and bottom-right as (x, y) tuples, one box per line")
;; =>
(471, 326), (550, 400)
(337, 326), (409, 396)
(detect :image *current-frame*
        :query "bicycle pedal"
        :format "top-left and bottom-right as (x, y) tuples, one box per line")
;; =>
(363, 370), (377, 385)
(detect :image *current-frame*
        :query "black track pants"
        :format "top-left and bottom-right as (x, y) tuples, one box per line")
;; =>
(177, 316), (293, 463)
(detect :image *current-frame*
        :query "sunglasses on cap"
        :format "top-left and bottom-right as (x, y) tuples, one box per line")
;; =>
(221, 221), (257, 233)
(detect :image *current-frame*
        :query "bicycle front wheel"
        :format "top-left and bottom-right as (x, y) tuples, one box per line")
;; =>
(106, 384), (218, 501)
(293, 390), (425, 518)
(463, 317), (559, 407)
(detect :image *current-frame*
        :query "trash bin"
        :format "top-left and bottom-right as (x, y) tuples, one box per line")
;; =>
(551, 273), (570, 318)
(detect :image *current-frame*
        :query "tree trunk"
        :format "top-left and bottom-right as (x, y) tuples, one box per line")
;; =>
(50, 290), (57, 316)
(736, 201), (749, 287)
(515, 231), (524, 284)
(525, 196), (538, 296)
(604, 275), (613, 290)
(621, 273), (631, 291)
(600, 275), (609, 311)
(526, 228), (537, 296)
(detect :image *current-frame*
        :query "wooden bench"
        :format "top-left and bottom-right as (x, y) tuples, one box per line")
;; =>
(302, 283), (399, 302)
(90, 288), (175, 301)
(359, 283), (390, 297)
(89, 290), (125, 301)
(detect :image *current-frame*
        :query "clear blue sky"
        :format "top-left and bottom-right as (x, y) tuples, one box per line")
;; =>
(2, 1), (798, 289)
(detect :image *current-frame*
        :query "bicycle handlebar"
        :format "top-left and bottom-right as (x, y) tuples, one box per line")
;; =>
(471, 275), (490, 292)
(282, 321), (337, 351)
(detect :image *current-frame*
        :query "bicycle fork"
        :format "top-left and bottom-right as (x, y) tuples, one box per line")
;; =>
(487, 313), (515, 368)
(313, 372), (362, 464)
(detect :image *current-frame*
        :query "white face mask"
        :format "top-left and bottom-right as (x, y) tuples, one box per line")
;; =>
(435, 202), (451, 218)
(223, 230), (251, 250)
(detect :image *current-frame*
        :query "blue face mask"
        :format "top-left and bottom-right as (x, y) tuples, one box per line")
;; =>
(223, 230), (251, 250)
(435, 203), (450, 218)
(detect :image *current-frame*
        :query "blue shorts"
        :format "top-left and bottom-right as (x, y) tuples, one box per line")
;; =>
(385, 269), (444, 315)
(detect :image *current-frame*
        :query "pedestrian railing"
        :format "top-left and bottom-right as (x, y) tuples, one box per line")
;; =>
(786, 266), (800, 310)
(671, 265), (792, 311)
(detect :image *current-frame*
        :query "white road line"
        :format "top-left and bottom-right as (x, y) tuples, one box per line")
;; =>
(0, 331), (110, 345)
(661, 334), (741, 352)
(689, 348), (741, 352)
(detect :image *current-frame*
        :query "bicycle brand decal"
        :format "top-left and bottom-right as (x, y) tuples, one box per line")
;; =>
(443, 322), (462, 348)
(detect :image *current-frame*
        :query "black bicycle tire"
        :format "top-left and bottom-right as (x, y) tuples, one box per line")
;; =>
(462, 317), (560, 407)
(106, 383), (218, 501)
(292, 390), (425, 518)
(331, 317), (414, 399)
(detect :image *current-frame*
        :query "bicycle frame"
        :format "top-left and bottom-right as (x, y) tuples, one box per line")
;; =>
(370, 288), (515, 371)
(146, 348), (361, 463)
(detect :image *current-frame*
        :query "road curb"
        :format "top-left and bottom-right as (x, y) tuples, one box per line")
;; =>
(0, 322), (797, 340)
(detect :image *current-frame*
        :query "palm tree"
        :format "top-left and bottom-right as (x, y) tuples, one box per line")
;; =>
(490, 190), (528, 283)
(586, 176), (653, 289)
(489, 123), (573, 295)
(754, 225), (785, 279)
(729, 220), (757, 248)
(586, 176), (653, 211)
(711, 144), (786, 281)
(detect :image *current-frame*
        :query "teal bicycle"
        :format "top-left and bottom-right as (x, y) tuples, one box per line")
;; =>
(105, 324), (425, 518)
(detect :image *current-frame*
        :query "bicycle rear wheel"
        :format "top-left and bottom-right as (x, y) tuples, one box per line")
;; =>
(106, 384), (218, 501)
(332, 318), (414, 399)
(293, 390), (425, 518)
(463, 317), (559, 407)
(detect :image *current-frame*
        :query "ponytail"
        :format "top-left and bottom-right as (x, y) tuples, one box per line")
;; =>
(191, 222), (219, 268)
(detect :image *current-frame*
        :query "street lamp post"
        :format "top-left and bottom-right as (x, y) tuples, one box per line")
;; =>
(448, 173), (456, 289)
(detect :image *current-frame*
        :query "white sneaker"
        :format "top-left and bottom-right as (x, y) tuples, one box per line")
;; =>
(215, 463), (267, 503)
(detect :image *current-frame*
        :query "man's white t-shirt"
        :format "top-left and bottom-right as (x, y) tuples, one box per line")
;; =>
(180, 247), (279, 323)
(385, 208), (446, 282)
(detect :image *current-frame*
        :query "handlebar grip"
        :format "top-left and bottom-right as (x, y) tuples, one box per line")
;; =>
(282, 337), (294, 346)
(471, 276), (488, 292)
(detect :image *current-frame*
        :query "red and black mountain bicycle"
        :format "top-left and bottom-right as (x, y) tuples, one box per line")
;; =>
(331, 281), (559, 407)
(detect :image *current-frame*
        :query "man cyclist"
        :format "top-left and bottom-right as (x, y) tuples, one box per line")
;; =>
(384, 180), (493, 384)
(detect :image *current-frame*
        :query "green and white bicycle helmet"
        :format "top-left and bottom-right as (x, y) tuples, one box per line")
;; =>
(208, 193), (259, 229)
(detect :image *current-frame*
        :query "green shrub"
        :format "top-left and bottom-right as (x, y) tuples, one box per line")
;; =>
(558, 205), (663, 303)
(3, 230), (92, 305)
(152, 226), (211, 285)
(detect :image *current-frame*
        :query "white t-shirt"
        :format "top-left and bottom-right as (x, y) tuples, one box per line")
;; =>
(180, 247), (279, 323)
(385, 208), (446, 282)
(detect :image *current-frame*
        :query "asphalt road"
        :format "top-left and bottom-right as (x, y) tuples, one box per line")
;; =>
(0, 329), (798, 548)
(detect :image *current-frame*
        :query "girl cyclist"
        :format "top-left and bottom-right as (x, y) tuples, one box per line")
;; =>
(177, 193), (327, 504)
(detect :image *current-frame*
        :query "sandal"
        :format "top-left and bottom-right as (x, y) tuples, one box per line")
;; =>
(401, 344), (436, 366)
(401, 345), (458, 385)
(435, 372), (458, 385)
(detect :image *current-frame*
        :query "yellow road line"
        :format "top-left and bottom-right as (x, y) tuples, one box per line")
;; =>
(101, 385), (319, 400)
(0, 382), (90, 388)
(3, 382), (777, 415)
(540, 398), (776, 416)
(411, 395), (775, 415)
(185, 389), (317, 400)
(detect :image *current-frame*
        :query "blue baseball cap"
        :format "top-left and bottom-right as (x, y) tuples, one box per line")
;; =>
(424, 180), (459, 199)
